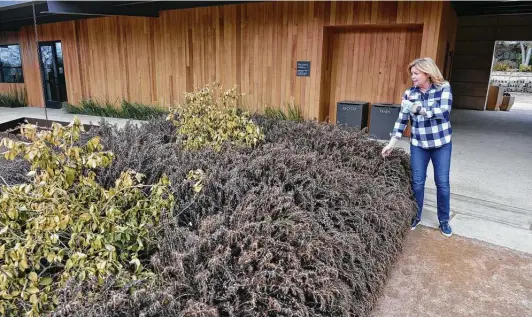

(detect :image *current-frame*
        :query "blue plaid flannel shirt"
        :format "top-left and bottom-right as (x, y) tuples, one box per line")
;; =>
(392, 81), (453, 149)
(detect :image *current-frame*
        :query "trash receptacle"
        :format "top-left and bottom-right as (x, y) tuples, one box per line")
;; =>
(369, 103), (401, 140)
(336, 100), (369, 129)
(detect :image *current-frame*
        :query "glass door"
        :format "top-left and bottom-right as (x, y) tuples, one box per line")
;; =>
(39, 41), (67, 108)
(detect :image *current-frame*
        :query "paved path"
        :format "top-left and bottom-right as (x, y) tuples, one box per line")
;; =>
(372, 226), (532, 317)
(0, 107), (143, 128)
(512, 92), (532, 111)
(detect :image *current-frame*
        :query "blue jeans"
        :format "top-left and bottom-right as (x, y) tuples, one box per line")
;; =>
(410, 142), (452, 223)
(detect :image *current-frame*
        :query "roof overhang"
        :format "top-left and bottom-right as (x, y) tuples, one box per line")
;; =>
(0, 1), (248, 31)
(452, 0), (532, 16)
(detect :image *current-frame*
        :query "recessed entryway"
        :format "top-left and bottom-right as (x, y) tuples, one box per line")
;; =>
(39, 41), (67, 108)
(320, 25), (422, 124)
(319, 25), (422, 138)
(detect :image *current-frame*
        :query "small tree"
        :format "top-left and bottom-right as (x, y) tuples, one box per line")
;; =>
(520, 41), (532, 67)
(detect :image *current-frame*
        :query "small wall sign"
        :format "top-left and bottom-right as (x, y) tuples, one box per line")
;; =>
(296, 61), (311, 77)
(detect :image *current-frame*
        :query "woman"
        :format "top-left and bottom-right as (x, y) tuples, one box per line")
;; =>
(381, 57), (453, 237)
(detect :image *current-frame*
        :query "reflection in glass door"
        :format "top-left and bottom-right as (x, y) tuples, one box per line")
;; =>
(39, 41), (67, 108)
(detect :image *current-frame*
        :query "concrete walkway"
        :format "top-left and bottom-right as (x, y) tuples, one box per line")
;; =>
(372, 226), (532, 317)
(395, 94), (532, 255)
(0, 107), (143, 128)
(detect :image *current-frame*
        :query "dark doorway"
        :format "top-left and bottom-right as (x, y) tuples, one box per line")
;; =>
(39, 41), (67, 108)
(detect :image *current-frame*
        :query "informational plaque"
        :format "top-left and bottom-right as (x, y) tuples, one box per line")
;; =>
(296, 61), (311, 77)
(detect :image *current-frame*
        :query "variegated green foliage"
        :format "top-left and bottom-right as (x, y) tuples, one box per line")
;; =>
(0, 118), (174, 316)
(167, 82), (264, 152)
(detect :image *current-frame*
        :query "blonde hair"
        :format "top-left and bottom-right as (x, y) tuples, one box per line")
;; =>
(408, 57), (446, 87)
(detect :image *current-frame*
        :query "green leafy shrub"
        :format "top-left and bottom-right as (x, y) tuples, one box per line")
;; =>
(519, 64), (532, 72)
(64, 99), (168, 120)
(0, 89), (27, 108)
(264, 102), (304, 122)
(0, 118), (174, 316)
(166, 82), (264, 152)
(493, 61), (510, 71)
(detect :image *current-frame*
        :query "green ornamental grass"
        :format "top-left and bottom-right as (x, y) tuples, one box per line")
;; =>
(63, 99), (168, 120)
(0, 89), (27, 108)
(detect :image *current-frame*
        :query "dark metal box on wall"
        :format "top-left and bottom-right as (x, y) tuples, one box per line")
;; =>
(336, 100), (369, 130)
(369, 103), (400, 140)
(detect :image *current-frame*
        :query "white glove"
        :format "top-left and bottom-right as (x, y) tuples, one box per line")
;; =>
(407, 101), (429, 116)
(410, 101), (424, 115)
(381, 137), (398, 157)
(402, 100), (426, 115)
(401, 100), (413, 114)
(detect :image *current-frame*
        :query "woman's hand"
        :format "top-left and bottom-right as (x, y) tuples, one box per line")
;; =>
(381, 137), (398, 157)
(408, 102), (428, 116)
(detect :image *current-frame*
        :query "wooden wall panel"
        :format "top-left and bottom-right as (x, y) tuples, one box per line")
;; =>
(455, 41), (495, 55)
(3, 1), (449, 119)
(452, 82), (490, 97)
(326, 26), (423, 122)
(436, 1), (458, 77)
(452, 69), (491, 83)
(0, 31), (18, 44)
(495, 26), (532, 41)
(0, 83), (25, 95)
(452, 54), (493, 70)
(456, 26), (496, 41)
(453, 95), (486, 110)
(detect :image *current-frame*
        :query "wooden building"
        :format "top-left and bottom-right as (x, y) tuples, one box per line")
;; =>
(0, 1), (458, 122)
